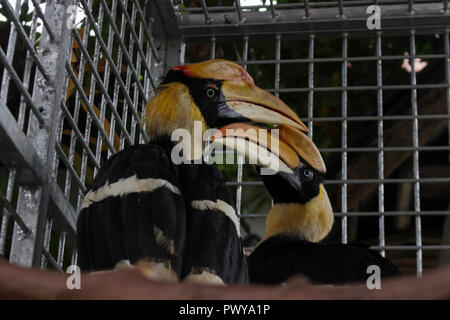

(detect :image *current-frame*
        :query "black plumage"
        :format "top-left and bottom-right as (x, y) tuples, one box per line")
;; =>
(247, 159), (400, 285)
(77, 140), (248, 283)
(248, 234), (400, 285)
(76, 59), (314, 284)
(77, 142), (185, 273)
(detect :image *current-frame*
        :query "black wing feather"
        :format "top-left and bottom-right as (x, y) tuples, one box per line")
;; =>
(179, 163), (248, 283)
(77, 144), (186, 274)
(77, 143), (248, 284)
(248, 234), (400, 285)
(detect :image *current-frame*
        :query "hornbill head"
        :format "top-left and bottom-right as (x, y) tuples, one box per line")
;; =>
(212, 122), (333, 243)
(145, 59), (306, 146)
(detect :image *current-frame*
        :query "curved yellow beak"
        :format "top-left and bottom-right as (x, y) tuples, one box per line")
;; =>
(221, 79), (308, 133)
(212, 123), (326, 175)
(170, 59), (308, 132)
(171, 59), (324, 174)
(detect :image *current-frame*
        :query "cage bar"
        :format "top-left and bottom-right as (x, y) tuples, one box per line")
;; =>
(341, 33), (348, 244)
(446, 29), (450, 163)
(409, 31), (423, 276)
(307, 35), (315, 138)
(376, 32), (386, 257)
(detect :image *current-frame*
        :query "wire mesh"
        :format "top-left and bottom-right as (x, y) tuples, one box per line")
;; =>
(0, 0), (448, 277)
(53, 0), (157, 270)
(179, 0), (450, 276)
(0, 0), (157, 270)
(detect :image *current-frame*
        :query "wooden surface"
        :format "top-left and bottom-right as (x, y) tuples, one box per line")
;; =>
(0, 259), (450, 300)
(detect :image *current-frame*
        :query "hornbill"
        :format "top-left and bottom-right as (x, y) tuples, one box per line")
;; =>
(212, 124), (400, 285)
(76, 59), (312, 285)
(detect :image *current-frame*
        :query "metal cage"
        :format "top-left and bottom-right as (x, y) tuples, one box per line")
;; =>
(0, 0), (449, 277)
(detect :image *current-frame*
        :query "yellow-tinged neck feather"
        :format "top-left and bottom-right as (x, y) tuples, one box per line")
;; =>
(263, 184), (334, 242)
(145, 83), (207, 151)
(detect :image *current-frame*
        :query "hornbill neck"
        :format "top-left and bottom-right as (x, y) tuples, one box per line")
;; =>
(145, 82), (207, 160)
(263, 184), (334, 243)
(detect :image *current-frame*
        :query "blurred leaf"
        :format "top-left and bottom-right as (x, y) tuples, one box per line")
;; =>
(19, 2), (30, 23)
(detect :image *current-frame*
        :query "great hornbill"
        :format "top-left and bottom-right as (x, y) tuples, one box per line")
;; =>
(76, 59), (317, 285)
(213, 124), (400, 285)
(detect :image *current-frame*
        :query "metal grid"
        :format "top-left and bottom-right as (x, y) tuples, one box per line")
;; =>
(176, 0), (450, 276)
(0, 0), (174, 270)
(0, 0), (448, 276)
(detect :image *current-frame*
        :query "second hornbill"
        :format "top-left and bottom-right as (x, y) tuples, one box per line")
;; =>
(213, 124), (400, 285)
(76, 59), (319, 285)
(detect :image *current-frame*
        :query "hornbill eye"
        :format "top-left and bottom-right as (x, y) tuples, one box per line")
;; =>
(303, 168), (313, 180)
(206, 88), (217, 98)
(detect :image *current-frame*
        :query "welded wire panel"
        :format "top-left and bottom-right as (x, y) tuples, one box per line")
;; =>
(179, 0), (450, 276)
(175, 0), (449, 38)
(49, 0), (158, 268)
(0, 168), (32, 260)
(58, 0), (155, 211)
(0, 0), (47, 264)
(0, 0), (158, 269)
(0, 0), (48, 132)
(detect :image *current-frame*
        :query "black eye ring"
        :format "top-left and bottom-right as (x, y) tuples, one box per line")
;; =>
(303, 168), (313, 180)
(206, 88), (216, 98)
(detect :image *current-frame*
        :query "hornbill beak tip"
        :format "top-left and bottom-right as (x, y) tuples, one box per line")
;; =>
(278, 125), (326, 174)
(212, 123), (326, 175)
(221, 80), (308, 133)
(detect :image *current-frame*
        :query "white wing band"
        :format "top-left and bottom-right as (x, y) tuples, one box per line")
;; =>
(80, 175), (181, 211)
(191, 199), (240, 237)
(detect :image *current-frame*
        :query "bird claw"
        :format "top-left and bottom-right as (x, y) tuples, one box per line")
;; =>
(135, 259), (179, 283)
